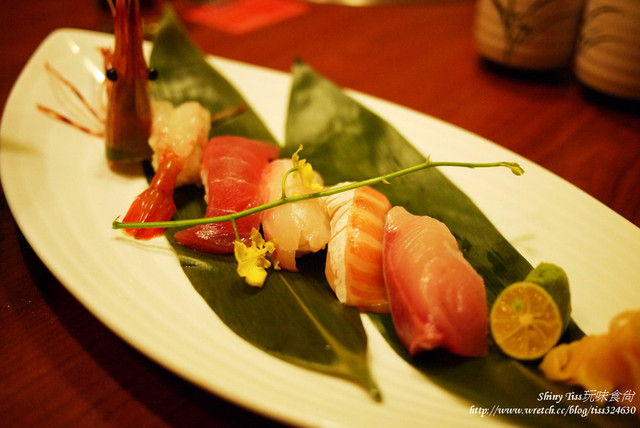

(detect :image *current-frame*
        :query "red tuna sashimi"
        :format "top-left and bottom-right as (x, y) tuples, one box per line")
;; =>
(174, 136), (279, 253)
(382, 206), (488, 357)
(325, 185), (391, 313)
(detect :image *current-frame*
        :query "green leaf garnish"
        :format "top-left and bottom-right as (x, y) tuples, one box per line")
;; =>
(150, 6), (276, 143)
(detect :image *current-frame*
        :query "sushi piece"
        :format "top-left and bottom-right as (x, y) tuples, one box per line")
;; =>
(122, 100), (211, 239)
(260, 159), (331, 271)
(174, 136), (279, 253)
(539, 309), (640, 410)
(382, 206), (488, 357)
(325, 185), (391, 313)
(148, 100), (211, 188)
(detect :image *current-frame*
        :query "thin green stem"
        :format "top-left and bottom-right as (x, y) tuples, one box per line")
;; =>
(232, 218), (239, 241)
(112, 159), (523, 231)
(281, 167), (298, 199)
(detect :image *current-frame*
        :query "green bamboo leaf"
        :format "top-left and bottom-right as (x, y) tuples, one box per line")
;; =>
(149, 7), (276, 143)
(163, 192), (379, 398)
(284, 59), (531, 303)
(148, 9), (379, 399)
(285, 60), (636, 427)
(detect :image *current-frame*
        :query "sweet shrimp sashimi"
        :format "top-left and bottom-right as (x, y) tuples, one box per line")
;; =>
(174, 136), (279, 253)
(260, 159), (331, 271)
(382, 207), (489, 357)
(123, 100), (211, 239)
(325, 185), (391, 313)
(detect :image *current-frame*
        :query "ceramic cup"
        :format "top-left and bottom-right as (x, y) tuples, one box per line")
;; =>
(474, 0), (585, 70)
(574, 0), (640, 100)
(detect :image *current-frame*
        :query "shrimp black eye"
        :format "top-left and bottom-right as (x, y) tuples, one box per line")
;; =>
(148, 68), (158, 81)
(106, 68), (118, 82)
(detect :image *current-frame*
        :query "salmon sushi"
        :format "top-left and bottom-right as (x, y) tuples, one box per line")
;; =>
(382, 206), (489, 357)
(325, 185), (391, 313)
(174, 136), (279, 253)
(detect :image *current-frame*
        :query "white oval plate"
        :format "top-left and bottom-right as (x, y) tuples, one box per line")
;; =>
(2, 29), (639, 427)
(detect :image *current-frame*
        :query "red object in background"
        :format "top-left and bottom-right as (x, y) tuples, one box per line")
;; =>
(183, 0), (310, 34)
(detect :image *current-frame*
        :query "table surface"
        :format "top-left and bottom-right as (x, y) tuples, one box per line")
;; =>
(1, 0), (639, 426)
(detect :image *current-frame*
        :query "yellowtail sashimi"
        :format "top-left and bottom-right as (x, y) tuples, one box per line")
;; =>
(382, 206), (489, 357)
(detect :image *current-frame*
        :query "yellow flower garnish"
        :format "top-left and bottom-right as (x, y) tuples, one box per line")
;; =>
(291, 145), (323, 191)
(234, 228), (278, 287)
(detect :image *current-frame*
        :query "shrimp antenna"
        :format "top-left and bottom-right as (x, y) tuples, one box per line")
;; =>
(42, 62), (105, 124)
(106, 0), (116, 16)
(36, 62), (106, 138)
(36, 105), (105, 138)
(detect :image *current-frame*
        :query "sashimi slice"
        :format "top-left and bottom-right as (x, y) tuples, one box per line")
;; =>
(122, 154), (181, 239)
(149, 100), (211, 187)
(382, 206), (488, 357)
(174, 136), (279, 253)
(121, 101), (210, 239)
(325, 185), (391, 313)
(260, 159), (331, 271)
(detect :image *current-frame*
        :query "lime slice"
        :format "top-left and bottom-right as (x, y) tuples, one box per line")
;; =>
(525, 262), (571, 330)
(490, 281), (563, 360)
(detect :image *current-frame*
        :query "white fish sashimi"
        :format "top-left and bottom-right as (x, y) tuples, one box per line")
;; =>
(260, 159), (331, 271)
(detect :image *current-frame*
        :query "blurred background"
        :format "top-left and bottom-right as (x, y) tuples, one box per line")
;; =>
(1, 0), (639, 426)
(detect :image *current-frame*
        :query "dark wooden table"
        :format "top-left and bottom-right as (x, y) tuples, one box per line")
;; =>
(1, 0), (639, 426)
